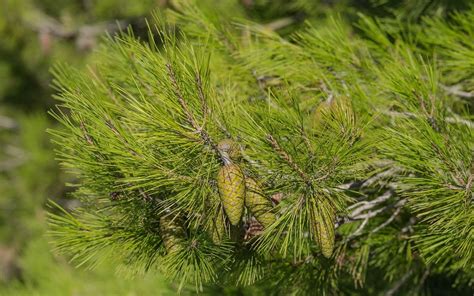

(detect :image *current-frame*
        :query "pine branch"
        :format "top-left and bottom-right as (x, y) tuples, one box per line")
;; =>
(45, 4), (474, 293)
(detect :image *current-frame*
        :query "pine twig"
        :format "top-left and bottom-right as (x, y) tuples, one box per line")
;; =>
(348, 218), (369, 238)
(25, 9), (131, 51)
(80, 120), (94, 146)
(384, 110), (474, 129)
(338, 191), (404, 233)
(371, 200), (406, 233)
(361, 167), (403, 188)
(262, 14), (304, 32)
(166, 63), (220, 156)
(414, 268), (430, 293)
(195, 72), (208, 121)
(166, 63), (199, 129)
(351, 206), (389, 220)
(348, 190), (393, 217)
(344, 199), (404, 239)
(445, 115), (474, 129)
(385, 269), (413, 296)
(440, 84), (474, 99)
(266, 134), (310, 182)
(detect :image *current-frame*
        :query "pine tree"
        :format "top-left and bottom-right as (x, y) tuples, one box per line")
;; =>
(47, 2), (473, 294)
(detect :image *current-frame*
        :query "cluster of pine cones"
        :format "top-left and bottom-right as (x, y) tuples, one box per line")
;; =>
(213, 138), (335, 258)
(160, 132), (336, 258)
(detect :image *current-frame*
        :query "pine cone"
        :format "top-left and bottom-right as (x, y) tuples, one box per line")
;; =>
(211, 208), (226, 244)
(314, 201), (336, 258)
(245, 177), (276, 228)
(160, 214), (186, 254)
(217, 163), (245, 225)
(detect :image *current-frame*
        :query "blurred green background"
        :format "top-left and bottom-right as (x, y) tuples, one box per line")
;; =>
(0, 0), (471, 295)
(0, 1), (177, 294)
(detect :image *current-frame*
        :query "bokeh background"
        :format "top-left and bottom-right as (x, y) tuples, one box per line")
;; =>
(0, 0), (471, 295)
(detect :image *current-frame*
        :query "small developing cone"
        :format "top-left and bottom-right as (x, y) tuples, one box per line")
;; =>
(314, 200), (336, 258)
(211, 208), (226, 244)
(245, 177), (276, 228)
(160, 214), (186, 254)
(217, 163), (246, 225)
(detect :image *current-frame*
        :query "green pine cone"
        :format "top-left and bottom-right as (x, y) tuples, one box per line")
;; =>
(211, 209), (226, 244)
(245, 177), (276, 228)
(160, 214), (186, 254)
(217, 163), (245, 225)
(314, 201), (336, 258)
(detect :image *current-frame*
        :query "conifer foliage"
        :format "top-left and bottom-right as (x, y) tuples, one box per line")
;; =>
(48, 2), (473, 294)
